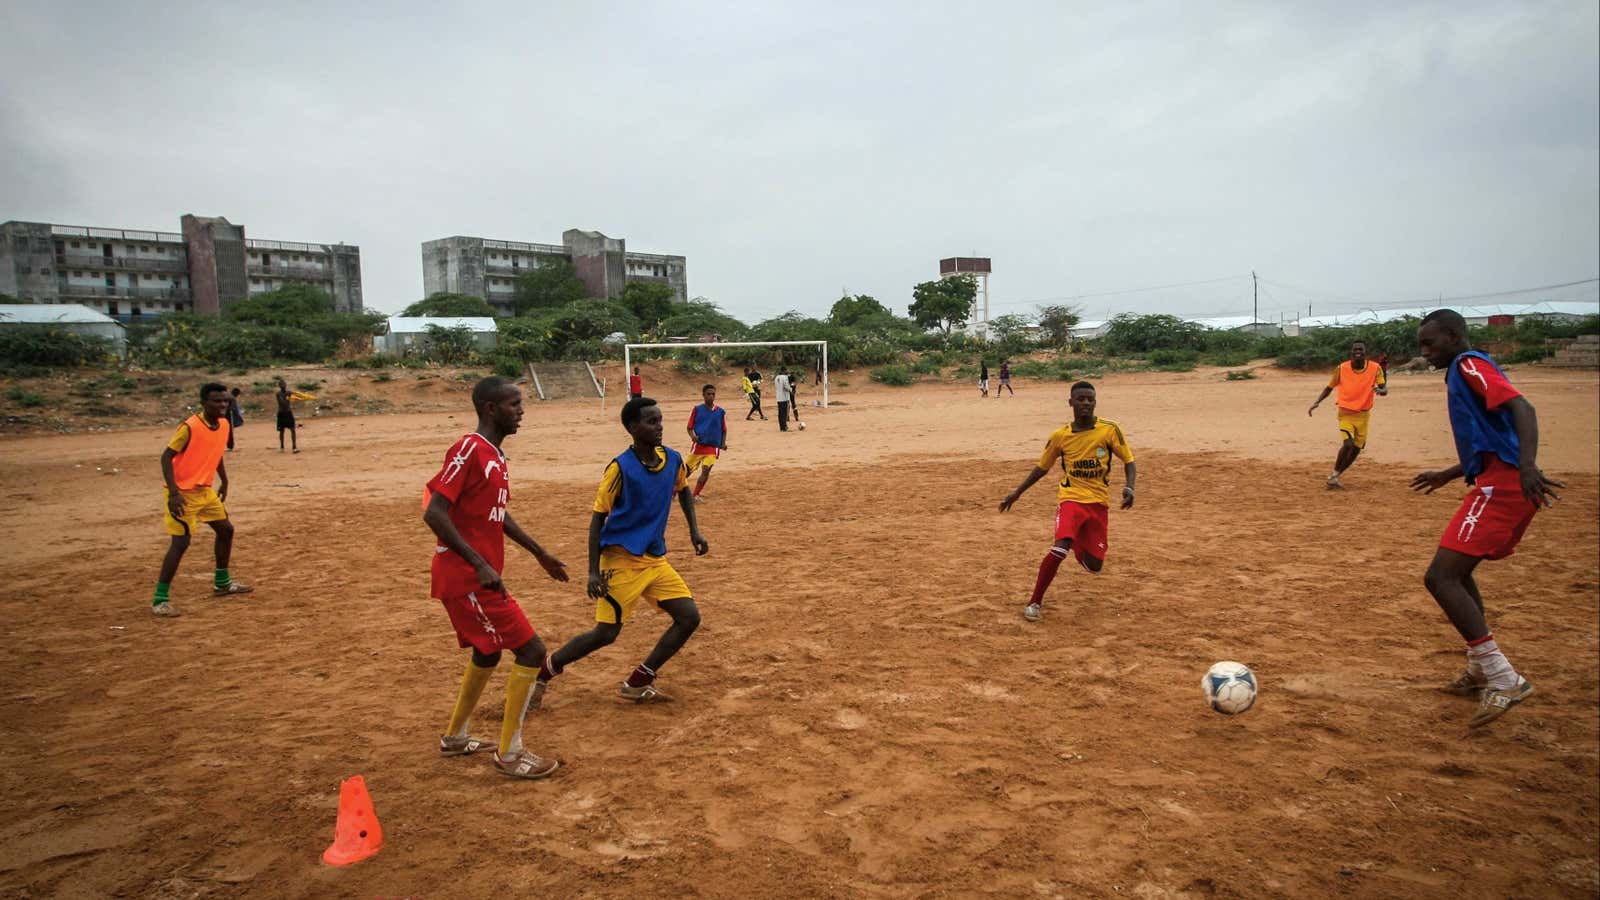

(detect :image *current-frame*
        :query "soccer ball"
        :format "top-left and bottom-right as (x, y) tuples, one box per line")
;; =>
(1202, 661), (1257, 715)
(797, 421), (806, 430)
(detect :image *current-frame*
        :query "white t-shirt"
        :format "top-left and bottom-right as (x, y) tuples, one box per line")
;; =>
(774, 374), (792, 402)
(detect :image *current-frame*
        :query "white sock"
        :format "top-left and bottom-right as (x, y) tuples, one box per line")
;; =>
(1467, 637), (1519, 691)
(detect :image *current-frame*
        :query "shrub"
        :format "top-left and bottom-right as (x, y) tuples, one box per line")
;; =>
(1225, 370), (1256, 381)
(1203, 350), (1252, 367)
(1146, 349), (1200, 369)
(0, 325), (115, 369)
(870, 364), (914, 386)
(1504, 345), (1552, 365)
(373, 372), (393, 383)
(1009, 359), (1075, 381)
(5, 387), (46, 407)
(909, 356), (942, 374)
(296, 380), (322, 391)
(1103, 314), (1205, 354)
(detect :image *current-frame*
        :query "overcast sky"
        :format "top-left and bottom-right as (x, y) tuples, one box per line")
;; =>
(3, 1), (1596, 323)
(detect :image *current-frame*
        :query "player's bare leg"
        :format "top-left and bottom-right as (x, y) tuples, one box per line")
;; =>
(1424, 547), (1531, 724)
(621, 597), (700, 701)
(533, 622), (622, 708)
(1328, 440), (1359, 488)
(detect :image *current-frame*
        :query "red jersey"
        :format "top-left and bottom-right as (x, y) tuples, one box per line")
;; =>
(426, 433), (510, 598)
(629, 374), (642, 394)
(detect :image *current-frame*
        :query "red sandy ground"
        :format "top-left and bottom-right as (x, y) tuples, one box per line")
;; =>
(1, 362), (1596, 898)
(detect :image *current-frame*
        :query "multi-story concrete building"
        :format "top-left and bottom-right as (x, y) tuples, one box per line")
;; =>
(421, 228), (686, 315)
(0, 215), (362, 319)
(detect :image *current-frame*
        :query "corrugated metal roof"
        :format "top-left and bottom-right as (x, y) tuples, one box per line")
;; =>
(0, 303), (121, 325)
(384, 316), (499, 333)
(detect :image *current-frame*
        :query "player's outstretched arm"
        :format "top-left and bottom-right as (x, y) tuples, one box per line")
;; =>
(1504, 396), (1564, 507)
(504, 512), (569, 582)
(1121, 461), (1137, 509)
(587, 511), (609, 598)
(1308, 385), (1333, 416)
(1410, 465), (1463, 494)
(1000, 466), (1048, 512)
(678, 487), (709, 555)
(423, 492), (501, 592)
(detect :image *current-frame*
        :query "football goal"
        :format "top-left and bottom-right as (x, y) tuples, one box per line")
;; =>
(623, 340), (830, 407)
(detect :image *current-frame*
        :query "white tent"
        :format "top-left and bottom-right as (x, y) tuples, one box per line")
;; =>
(0, 303), (127, 356)
(376, 316), (499, 354)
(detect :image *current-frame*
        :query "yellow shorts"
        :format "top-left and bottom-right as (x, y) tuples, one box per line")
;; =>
(163, 487), (228, 536)
(595, 560), (692, 624)
(1338, 409), (1371, 450)
(685, 451), (719, 472)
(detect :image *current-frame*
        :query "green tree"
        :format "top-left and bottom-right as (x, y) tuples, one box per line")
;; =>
(909, 275), (976, 334)
(225, 283), (334, 324)
(1102, 313), (1206, 355)
(621, 282), (677, 330)
(403, 292), (495, 317)
(989, 313), (1036, 355)
(829, 294), (890, 327)
(421, 324), (478, 365)
(658, 299), (750, 341)
(513, 260), (588, 315)
(1036, 304), (1080, 348)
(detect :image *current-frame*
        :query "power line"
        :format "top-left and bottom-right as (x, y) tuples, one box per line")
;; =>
(989, 273), (1251, 310)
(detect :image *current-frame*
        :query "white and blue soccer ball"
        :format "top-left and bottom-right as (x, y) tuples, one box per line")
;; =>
(1202, 661), (1257, 715)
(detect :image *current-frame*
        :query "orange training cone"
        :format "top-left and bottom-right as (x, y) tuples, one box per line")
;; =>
(322, 775), (383, 866)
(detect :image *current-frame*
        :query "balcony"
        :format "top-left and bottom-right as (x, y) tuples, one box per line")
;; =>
(247, 262), (332, 279)
(55, 253), (188, 273)
(60, 284), (192, 301)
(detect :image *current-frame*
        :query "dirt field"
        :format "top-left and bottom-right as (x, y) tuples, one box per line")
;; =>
(2, 363), (1596, 898)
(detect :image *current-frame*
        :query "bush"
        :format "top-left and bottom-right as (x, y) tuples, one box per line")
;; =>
(871, 364), (914, 386)
(296, 380), (322, 391)
(5, 387), (47, 407)
(1203, 350), (1252, 367)
(909, 356), (942, 374)
(373, 371), (393, 383)
(0, 325), (116, 369)
(1103, 314), (1205, 355)
(1146, 349), (1200, 370)
(1504, 345), (1552, 364)
(1225, 370), (1256, 381)
(1009, 358), (1075, 381)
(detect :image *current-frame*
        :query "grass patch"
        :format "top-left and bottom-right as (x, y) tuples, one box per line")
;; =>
(6, 387), (47, 407)
(870, 365), (914, 386)
(295, 380), (322, 391)
(1225, 370), (1256, 381)
(373, 372), (393, 383)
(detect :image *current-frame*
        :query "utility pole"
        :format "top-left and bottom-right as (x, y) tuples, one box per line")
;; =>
(1252, 270), (1258, 326)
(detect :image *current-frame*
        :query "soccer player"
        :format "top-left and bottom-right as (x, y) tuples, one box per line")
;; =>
(423, 376), (570, 779)
(686, 384), (728, 500)
(1409, 309), (1562, 727)
(225, 387), (244, 451)
(275, 378), (299, 453)
(1308, 340), (1387, 488)
(150, 382), (253, 617)
(774, 367), (793, 432)
(629, 365), (643, 400)
(999, 381), (1136, 622)
(996, 360), (1014, 397)
(535, 396), (710, 705)
(979, 361), (990, 397)
(741, 369), (766, 421)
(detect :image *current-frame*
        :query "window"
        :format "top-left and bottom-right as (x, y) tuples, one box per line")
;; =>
(70, 241), (80, 249)
(40, 267), (49, 275)
(140, 246), (149, 252)
(251, 278), (260, 285)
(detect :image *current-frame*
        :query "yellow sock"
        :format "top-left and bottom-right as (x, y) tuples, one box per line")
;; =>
(499, 664), (539, 758)
(445, 662), (495, 738)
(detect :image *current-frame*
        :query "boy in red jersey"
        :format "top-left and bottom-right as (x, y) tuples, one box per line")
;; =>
(999, 381), (1136, 622)
(424, 376), (570, 778)
(1410, 309), (1562, 727)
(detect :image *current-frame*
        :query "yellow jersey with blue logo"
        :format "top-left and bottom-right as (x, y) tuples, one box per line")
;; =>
(1036, 418), (1134, 506)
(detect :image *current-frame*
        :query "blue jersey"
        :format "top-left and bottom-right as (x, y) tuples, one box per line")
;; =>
(597, 446), (683, 557)
(1445, 350), (1521, 484)
(690, 403), (726, 446)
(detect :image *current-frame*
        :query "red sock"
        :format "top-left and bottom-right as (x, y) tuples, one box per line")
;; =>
(625, 663), (656, 688)
(1029, 547), (1069, 606)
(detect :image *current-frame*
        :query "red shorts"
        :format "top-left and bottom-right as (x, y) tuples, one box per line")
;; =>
(1438, 461), (1537, 560)
(1054, 501), (1109, 565)
(438, 590), (536, 654)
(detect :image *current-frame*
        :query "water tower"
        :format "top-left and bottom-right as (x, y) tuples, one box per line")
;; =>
(939, 256), (991, 339)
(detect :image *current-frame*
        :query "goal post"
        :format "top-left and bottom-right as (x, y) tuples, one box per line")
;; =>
(623, 340), (830, 408)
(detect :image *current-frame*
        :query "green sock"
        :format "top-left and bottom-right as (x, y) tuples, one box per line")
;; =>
(153, 582), (170, 606)
(214, 568), (230, 588)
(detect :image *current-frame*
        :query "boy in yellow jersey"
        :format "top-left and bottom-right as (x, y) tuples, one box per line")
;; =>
(999, 381), (1136, 622)
(150, 383), (253, 617)
(534, 397), (710, 705)
(1308, 340), (1387, 489)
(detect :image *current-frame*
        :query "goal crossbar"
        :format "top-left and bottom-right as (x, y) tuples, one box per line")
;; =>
(624, 340), (829, 408)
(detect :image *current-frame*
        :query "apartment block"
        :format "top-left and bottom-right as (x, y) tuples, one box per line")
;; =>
(0, 215), (362, 319)
(421, 228), (686, 315)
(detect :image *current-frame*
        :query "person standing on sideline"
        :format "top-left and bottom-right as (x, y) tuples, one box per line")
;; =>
(996, 360), (1014, 396)
(686, 384), (728, 500)
(150, 382), (253, 617)
(423, 376), (570, 778)
(629, 365), (643, 400)
(534, 396), (710, 705)
(979, 361), (990, 398)
(1308, 340), (1387, 489)
(774, 367), (793, 432)
(225, 387), (244, 451)
(789, 369), (804, 427)
(1410, 309), (1562, 727)
(999, 381), (1135, 623)
(275, 378), (299, 453)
